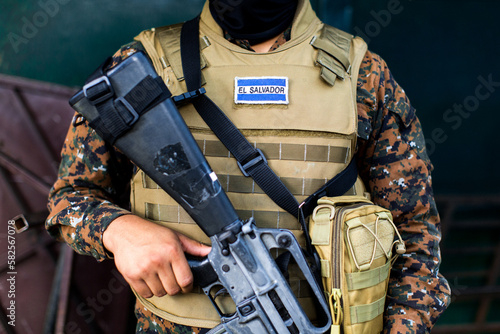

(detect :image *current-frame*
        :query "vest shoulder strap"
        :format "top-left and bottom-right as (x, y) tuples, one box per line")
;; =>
(154, 24), (210, 83)
(311, 24), (354, 86)
(151, 22), (358, 87)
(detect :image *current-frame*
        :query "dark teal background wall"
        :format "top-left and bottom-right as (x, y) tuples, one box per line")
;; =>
(0, 0), (204, 85)
(351, 0), (500, 196)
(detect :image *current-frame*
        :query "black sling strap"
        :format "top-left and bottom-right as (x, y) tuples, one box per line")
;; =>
(178, 17), (359, 228)
(180, 18), (301, 219)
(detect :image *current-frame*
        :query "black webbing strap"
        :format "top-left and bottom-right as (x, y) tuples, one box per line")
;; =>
(299, 157), (359, 216)
(180, 18), (301, 219)
(180, 18), (203, 90)
(123, 76), (167, 113)
(82, 56), (171, 144)
(179, 18), (359, 219)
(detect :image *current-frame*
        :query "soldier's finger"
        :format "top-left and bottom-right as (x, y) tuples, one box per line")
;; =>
(144, 274), (169, 297)
(130, 279), (154, 299)
(158, 264), (183, 296)
(170, 255), (194, 294)
(178, 232), (211, 257)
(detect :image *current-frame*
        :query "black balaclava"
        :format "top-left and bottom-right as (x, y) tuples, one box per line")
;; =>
(209, 0), (298, 45)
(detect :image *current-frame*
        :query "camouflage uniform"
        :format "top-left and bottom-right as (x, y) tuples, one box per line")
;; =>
(46, 28), (450, 334)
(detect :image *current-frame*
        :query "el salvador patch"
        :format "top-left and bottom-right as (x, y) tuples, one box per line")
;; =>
(234, 76), (289, 105)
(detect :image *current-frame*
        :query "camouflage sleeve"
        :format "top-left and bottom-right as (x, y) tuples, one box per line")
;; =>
(355, 51), (451, 333)
(45, 44), (140, 261)
(109, 41), (145, 68)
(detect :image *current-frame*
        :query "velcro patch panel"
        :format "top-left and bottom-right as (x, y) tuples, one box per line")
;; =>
(234, 77), (289, 105)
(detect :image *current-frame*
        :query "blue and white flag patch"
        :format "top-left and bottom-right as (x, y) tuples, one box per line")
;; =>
(234, 77), (289, 105)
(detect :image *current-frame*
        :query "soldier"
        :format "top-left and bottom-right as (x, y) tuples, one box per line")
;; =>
(46, 0), (451, 333)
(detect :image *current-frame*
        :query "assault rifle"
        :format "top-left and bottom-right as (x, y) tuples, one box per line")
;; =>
(69, 51), (331, 334)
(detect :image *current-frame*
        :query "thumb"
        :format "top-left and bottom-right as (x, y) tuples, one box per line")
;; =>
(177, 233), (211, 257)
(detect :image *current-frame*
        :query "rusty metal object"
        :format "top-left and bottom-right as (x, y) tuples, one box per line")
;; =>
(43, 245), (74, 334)
(0, 74), (133, 334)
(0, 150), (52, 196)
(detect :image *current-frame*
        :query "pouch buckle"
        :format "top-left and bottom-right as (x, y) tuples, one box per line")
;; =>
(237, 148), (267, 177)
(83, 76), (114, 105)
(312, 204), (335, 221)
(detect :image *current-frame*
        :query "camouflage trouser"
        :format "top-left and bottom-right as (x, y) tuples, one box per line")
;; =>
(134, 300), (210, 334)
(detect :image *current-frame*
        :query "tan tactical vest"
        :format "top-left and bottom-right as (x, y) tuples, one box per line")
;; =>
(130, 0), (368, 328)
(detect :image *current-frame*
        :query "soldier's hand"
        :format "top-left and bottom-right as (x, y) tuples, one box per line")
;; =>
(102, 214), (211, 298)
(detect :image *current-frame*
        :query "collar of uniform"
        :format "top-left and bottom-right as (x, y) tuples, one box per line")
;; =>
(199, 0), (321, 53)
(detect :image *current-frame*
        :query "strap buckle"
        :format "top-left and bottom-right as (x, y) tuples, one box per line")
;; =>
(72, 114), (86, 127)
(83, 76), (114, 105)
(115, 97), (139, 126)
(172, 87), (206, 106)
(237, 148), (267, 177)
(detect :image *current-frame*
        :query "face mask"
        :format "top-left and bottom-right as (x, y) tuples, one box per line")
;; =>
(209, 0), (298, 45)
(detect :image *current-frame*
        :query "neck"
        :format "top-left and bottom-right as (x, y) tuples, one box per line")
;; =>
(251, 34), (280, 53)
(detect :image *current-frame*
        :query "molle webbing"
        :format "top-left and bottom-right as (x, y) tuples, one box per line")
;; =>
(142, 171), (357, 231)
(193, 139), (350, 164)
(138, 132), (362, 234)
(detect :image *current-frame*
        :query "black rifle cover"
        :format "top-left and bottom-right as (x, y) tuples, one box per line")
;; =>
(69, 52), (239, 237)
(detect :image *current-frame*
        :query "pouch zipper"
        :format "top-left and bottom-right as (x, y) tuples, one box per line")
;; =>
(331, 202), (370, 290)
(326, 202), (370, 330)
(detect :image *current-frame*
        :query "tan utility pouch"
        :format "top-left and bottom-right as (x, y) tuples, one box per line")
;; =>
(309, 195), (405, 334)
